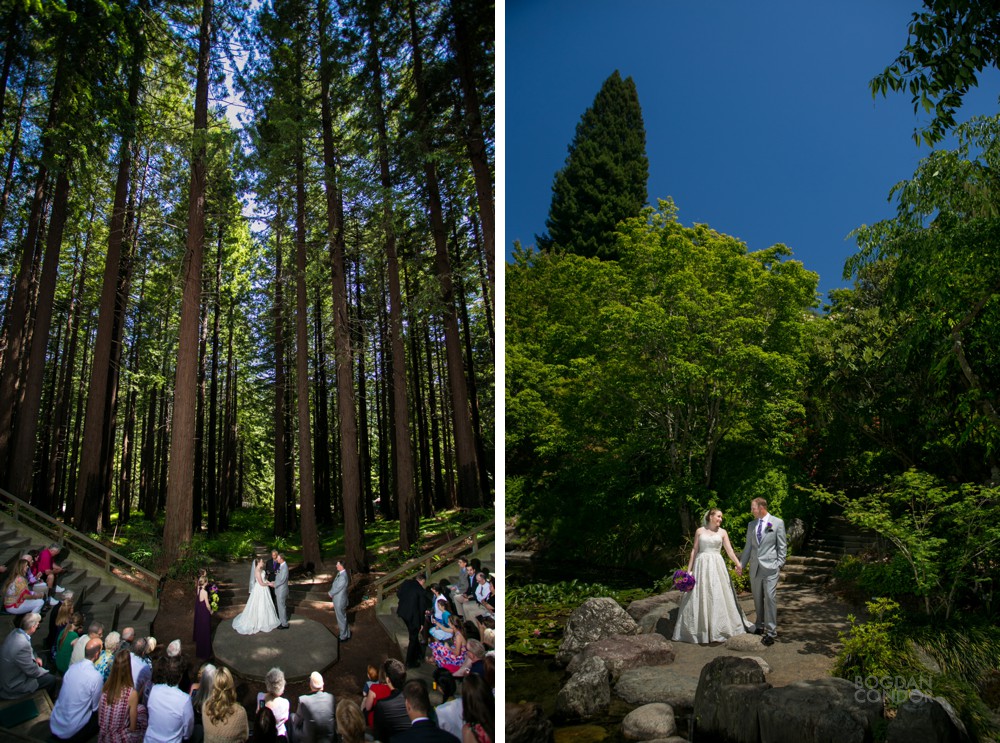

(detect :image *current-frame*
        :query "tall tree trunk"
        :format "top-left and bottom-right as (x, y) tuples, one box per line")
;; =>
(367, 6), (419, 544)
(273, 204), (288, 536)
(407, 0), (480, 508)
(354, 259), (373, 523)
(0, 62), (32, 239)
(449, 0), (494, 295)
(313, 289), (331, 525)
(318, 0), (365, 571)
(207, 226), (223, 535)
(64, 315), (92, 516)
(193, 281), (209, 532)
(163, 0), (212, 565)
(75, 17), (144, 531)
(404, 265), (432, 514)
(8, 168), (73, 499)
(455, 262), (490, 499)
(293, 112), (320, 568)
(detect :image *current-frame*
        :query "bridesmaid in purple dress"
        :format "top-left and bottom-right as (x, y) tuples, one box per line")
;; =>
(194, 576), (213, 659)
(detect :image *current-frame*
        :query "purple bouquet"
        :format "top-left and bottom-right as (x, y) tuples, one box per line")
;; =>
(673, 569), (696, 593)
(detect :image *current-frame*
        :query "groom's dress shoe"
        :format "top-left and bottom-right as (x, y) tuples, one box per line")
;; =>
(761, 635), (775, 646)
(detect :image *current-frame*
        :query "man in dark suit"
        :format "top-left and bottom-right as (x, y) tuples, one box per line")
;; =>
(390, 680), (459, 743)
(265, 548), (279, 610)
(373, 660), (410, 743)
(395, 574), (430, 668)
(290, 671), (335, 743)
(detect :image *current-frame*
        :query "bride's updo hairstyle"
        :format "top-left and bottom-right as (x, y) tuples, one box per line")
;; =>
(702, 508), (722, 528)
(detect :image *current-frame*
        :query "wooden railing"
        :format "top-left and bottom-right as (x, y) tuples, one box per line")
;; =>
(371, 519), (495, 604)
(0, 487), (162, 605)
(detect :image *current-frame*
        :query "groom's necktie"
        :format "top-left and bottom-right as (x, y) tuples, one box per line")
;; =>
(756, 519), (764, 544)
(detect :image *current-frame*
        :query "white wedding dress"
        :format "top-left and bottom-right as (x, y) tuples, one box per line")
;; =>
(232, 565), (280, 635)
(672, 530), (748, 644)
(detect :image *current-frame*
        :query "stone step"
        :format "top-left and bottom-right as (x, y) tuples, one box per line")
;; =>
(784, 555), (838, 568)
(780, 572), (829, 586)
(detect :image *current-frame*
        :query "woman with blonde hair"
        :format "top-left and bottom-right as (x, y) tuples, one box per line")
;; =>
(335, 699), (365, 743)
(203, 666), (248, 743)
(96, 630), (122, 680)
(2, 558), (45, 614)
(98, 647), (147, 742)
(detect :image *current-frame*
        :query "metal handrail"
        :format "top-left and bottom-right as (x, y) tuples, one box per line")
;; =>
(372, 519), (495, 604)
(0, 487), (161, 603)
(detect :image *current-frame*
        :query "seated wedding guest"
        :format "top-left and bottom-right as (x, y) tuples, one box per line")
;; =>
(3, 558), (46, 615)
(50, 637), (103, 742)
(450, 640), (485, 680)
(118, 627), (135, 654)
(23, 551), (49, 598)
(189, 662), (216, 722)
(254, 706), (279, 743)
(202, 666), (247, 743)
(71, 620), (105, 666)
(362, 664), (379, 696)
(129, 638), (154, 705)
(372, 659), (409, 743)
(361, 663), (391, 729)
(99, 647), (148, 743)
(56, 612), (85, 674)
(96, 630), (121, 681)
(473, 616), (494, 650)
(166, 639), (193, 693)
(36, 542), (66, 594)
(429, 597), (453, 642)
(429, 616), (466, 672)
(392, 680), (459, 743)
(0, 611), (58, 698)
(262, 667), (289, 740)
(434, 672), (465, 738)
(145, 655), (194, 743)
(461, 573), (491, 622)
(46, 591), (75, 659)
(334, 699), (364, 743)
(290, 670), (334, 743)
(452, 563), (476, 614)
(459, 675), (493, 743)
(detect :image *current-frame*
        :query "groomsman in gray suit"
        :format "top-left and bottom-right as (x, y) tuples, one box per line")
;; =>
(738, 497), (786, 646)
(270, 554), (290, 629)
(329, 560), (350, 642)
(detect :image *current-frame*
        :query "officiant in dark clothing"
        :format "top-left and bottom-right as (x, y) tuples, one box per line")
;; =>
(396, 574), (430, 668)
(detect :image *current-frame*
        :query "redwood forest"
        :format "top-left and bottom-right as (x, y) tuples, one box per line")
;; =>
(0, 0), (495, 570)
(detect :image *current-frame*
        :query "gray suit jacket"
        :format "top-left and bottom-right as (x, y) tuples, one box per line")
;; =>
(293, 690), (335, 743)
(0, 628), (50, 698)
(740, 515), (787, 577)
(274, 562), (289, 600)
(328, 570), (349, 611)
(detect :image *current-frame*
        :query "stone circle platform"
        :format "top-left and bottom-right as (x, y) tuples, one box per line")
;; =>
(212, 616), (340, 683)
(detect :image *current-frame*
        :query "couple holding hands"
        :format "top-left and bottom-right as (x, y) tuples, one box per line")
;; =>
(671, 497), (786, 646)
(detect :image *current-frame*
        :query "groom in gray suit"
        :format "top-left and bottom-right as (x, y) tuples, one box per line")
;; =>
(738, 497), (786, 646)
(269, 553), (290, 629)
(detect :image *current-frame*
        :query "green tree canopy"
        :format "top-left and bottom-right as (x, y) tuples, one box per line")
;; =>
(873, 0), (1000, 145)
(536, 70), (648, 261)
(508, 200), (818, 563)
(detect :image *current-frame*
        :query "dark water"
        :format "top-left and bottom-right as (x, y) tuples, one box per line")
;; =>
(506, 561), (687, 741)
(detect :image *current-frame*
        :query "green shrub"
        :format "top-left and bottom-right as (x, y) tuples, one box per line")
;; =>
(833, 598), (909, 680)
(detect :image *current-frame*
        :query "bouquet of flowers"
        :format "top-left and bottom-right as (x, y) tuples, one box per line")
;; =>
(672, 569), (696, 593)
(208, 582), (220, 614)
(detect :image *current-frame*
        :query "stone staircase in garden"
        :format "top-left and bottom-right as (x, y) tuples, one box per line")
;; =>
(780, 515), (878, 588)
(0, 524), (158, 651)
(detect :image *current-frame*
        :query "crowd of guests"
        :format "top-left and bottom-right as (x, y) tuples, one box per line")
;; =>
(0, 547), (496, 743)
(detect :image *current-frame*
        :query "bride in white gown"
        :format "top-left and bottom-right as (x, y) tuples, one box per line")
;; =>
(232, 557), (280, 635)
(672, 508), (749, 644)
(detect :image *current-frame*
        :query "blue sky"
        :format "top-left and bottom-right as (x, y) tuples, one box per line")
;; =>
(504, 0), (1000, 301)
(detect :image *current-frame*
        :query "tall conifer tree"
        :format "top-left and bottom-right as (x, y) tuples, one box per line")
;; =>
(538, 70), (648, 261)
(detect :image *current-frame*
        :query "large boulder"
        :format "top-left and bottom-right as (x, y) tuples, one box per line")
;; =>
(557, 597), (639, 664)
(693, 656), (770, 743)
(786, 517), (807, 552)
(758, 678), (883, 743)
(566, 633), (675, 681)
(505, 702), (555, 743)
(621, 703), (677, 740)
(615, 666), (698, 711)
(724, 633), (769, 652)
(556, 657), (611, 719)
(636, 601), (679, 637)
(886, 694), (971, 743)
(627, 591), (683, 623)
